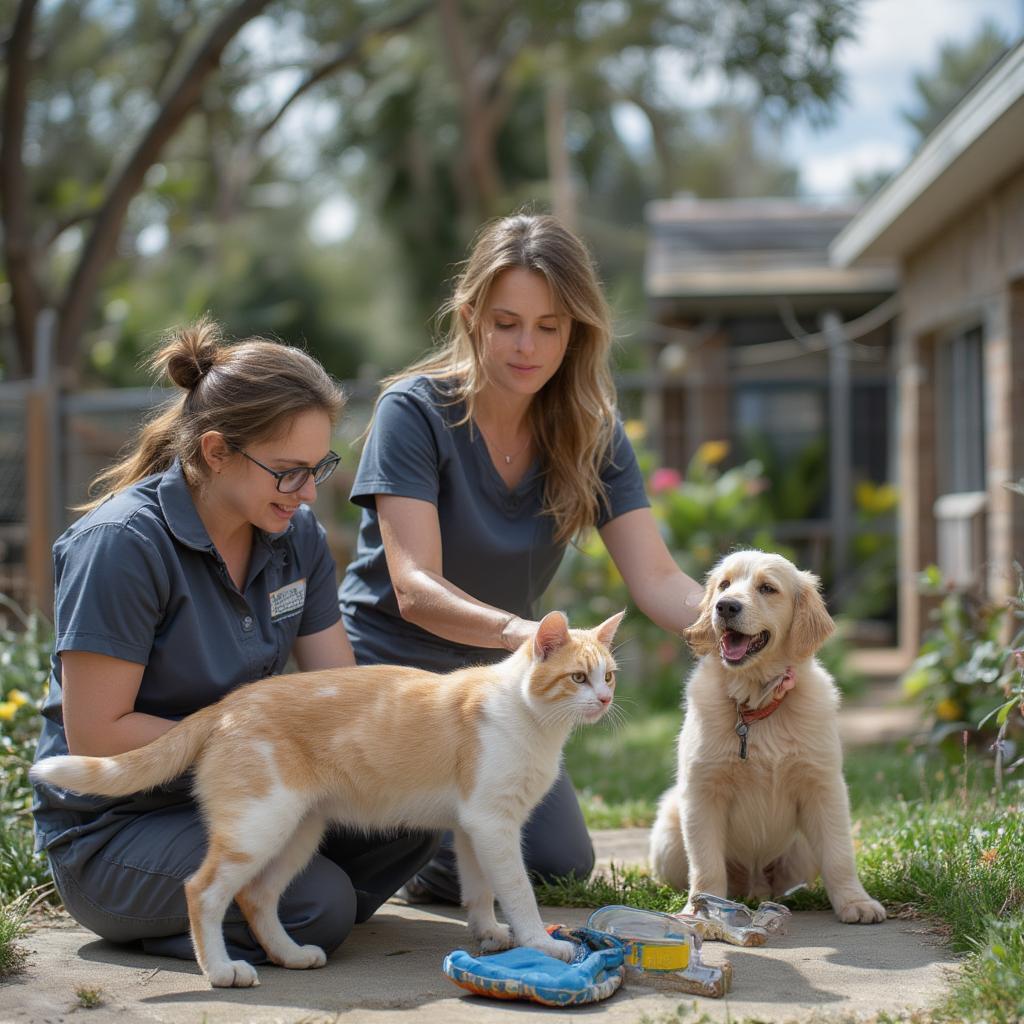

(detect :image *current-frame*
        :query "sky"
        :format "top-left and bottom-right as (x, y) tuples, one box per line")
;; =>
(784, 0), (1024, 199)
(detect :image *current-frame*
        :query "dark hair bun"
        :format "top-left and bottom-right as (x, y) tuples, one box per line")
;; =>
(155, 317), (223, 390)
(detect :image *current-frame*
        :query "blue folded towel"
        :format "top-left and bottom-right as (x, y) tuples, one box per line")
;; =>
(442, 926), (625, 1007)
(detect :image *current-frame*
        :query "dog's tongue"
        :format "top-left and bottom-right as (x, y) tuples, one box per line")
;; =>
(721, 630), (751, 662)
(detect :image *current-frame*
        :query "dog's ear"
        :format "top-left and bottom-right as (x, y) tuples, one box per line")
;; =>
(683, 569), (719, 657)
(790, 570), (835, 661)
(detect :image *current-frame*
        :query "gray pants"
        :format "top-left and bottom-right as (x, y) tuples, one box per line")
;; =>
(414, 766), (595, 904)
(48, 802), (438, 963)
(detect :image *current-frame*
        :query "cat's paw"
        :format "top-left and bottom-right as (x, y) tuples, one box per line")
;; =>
(279, 943), (327, 969)
(206, 959), (259, 988)
(529, 936), (576, 963)
(835, 896), (886, 923)
(474, 923), (514, 952)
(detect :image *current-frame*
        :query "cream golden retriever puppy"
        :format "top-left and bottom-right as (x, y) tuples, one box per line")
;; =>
(649, 550), (885, 924)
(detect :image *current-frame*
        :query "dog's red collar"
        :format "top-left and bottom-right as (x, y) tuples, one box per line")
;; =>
(734, 667), (794, 759)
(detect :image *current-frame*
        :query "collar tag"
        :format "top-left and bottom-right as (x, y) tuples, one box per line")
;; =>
(734, 665), (794, 759)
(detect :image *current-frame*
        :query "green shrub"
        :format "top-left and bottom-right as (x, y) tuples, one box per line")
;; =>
(901, 566), (1023, 769)
(0, 597), (54, 902)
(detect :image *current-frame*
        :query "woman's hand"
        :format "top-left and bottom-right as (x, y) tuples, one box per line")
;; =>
(500, 614), (541, 652)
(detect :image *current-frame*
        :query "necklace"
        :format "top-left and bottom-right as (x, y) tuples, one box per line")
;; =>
(474, 420), (532, 465)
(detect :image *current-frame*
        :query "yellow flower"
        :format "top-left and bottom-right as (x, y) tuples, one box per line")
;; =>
(0, 702), (17, 721)
(695, 440), (729, 466)
(7, 689), (30, 707)
(980, 848), (999, 866)
(855, 481), (898, 515)
(935, 698), (962, 721)
(624, 419), (646, 443)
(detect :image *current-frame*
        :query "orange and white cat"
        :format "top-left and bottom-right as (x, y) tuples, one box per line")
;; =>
(32, 610), (622, 988)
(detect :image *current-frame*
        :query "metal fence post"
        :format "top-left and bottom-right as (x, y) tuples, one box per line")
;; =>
(823, 308), (851, 594)
(25, 309), (57, 616)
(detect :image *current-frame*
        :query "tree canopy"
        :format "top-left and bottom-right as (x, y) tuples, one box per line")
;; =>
(1, 0), (860, 384)
(902, 20), (1011, 142)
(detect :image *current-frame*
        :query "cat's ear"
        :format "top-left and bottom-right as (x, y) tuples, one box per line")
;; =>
(534, 611), (570, 660)
(595, 609), (626, 648)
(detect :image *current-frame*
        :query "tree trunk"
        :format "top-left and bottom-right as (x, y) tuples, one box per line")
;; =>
(437, 0), (503, 224)
(544, 64), (575, 231)
(53, 0), (275, 380)
(1, 0), (42, 378)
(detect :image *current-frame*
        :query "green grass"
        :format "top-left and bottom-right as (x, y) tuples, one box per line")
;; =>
(0, 890), (34, 979)
(556, 731), (1024, 1024)
(565, 708), (681, 827)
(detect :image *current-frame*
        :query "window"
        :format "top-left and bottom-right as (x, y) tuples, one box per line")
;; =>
(935, 325), (986, 494)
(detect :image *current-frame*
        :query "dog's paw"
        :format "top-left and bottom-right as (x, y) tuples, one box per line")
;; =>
(836, 897), (886, 923)
(528, 936), (576, 963)
(206, 959), (260, 988)
(475, 923), (514, 952)
(279, 943), (327, 969)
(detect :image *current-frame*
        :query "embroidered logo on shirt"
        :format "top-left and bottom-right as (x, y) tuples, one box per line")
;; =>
(269, 578), (306, 621)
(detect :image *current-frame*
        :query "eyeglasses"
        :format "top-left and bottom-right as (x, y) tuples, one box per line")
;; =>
(232, 446), (341, 494)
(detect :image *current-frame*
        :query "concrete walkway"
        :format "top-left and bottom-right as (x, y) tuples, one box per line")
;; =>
(3, 651), (950, 1022)
(2, 830), (958, 1024)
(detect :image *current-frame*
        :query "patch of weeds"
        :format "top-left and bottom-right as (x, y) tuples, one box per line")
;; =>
(0, 894), (30, 979)
(535, 863), (685, 913)
(939, 915), (1024, 1024)
(0, 597), (56, 904)
(854, 793), (1023, 954)
(74, 985), (105, 1009)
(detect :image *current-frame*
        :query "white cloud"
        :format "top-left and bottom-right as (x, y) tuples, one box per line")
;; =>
(800, 140), (906, 197)
(788, 0), (1022, 198)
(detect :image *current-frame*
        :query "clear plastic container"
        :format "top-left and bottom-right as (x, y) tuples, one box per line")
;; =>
(586, 905), (731, 998)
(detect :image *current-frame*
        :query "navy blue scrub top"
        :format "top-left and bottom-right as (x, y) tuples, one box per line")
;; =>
(32, 459), (341, 853)
(339, 375), (649, 672)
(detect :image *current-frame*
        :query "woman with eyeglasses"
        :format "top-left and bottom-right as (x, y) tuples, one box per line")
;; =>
(32, 318), (437, 967)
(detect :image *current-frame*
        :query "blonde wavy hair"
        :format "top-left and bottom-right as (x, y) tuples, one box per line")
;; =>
(382, 213), (617, 544)
(81, 317), (345, 511)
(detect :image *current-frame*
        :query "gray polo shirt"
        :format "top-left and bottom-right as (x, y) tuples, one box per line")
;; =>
(339, 375), (649, 672)
(32, 459), (341, 853)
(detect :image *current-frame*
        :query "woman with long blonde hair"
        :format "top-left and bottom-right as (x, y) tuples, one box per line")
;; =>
(340, 213), (704, 903)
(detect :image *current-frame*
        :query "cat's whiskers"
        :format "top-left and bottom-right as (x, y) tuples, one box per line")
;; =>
(535, 702), (587, 733)
(606, 651), (637, 668)
(609, 637), (634, 656)
(600, 704), (628, 734)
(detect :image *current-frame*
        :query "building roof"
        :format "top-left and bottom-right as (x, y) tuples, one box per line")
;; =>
(646, 198), (896, 305)
(831, 40), (1024, 266)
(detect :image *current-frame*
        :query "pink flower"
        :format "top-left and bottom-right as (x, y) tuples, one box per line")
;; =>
(1013, 648), (1024, 671)
(650, 468), (682, 494)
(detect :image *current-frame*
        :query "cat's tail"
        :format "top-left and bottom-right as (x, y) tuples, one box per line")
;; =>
(30, 706), (218, 797)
